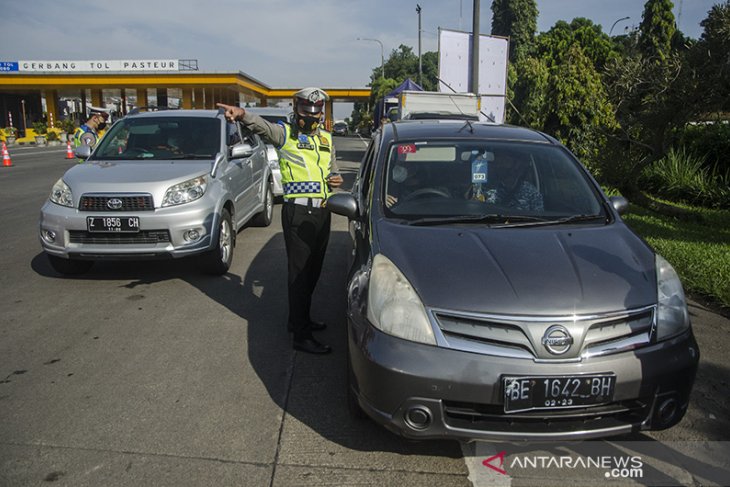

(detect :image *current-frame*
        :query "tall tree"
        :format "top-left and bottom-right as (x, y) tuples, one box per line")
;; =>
(542, 44), (617, 166)
(535, 18), (618, 71)
(491, 0), (538, 62)
(638, 0), (676, 62)
(696, 0), (730, 111)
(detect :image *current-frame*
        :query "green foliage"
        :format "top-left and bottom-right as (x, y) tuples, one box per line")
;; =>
(541, 44), (617, 167)
(623, 203), (730, 307)
(46, 130), (60, 142)
(678, 122), (730, 174)
(32, 121), (48, 135)
(535, 18), (618, 71)
(638, 0), (676, 62)
(640, 147), (730, 208)
(491, 0), (538, 61)
(57, 118), (76, 135)
(3, 126), (18, 137)
(695, 1), (730, 112)
(510, 56), (548, 127)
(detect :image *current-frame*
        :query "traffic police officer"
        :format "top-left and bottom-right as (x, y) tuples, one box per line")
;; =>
(218, 88), (343, 354)
(73, 109), (108, 150)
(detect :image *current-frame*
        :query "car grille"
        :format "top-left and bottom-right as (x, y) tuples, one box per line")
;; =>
(442, 399), (651, 434)
(69, 230), (171, 244)
(79, 194), (154, 211)
(433, 306), (655, 360)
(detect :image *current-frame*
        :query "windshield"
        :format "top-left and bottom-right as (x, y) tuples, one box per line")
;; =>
(91, 116), (221, 160)
(383, 140), (606, 222)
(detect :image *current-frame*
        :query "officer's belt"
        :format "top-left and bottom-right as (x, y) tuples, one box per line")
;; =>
(287, 197), (324, 208)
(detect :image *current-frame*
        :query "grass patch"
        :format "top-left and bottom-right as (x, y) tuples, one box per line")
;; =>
(622, 202), (730, 308)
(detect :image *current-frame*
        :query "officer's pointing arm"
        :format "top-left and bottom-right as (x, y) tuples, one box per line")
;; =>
(216, 103), (285, 147)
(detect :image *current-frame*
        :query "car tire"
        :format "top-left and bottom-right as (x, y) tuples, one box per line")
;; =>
(251, 183), (273, 227)
(47, 254), (94, 275)
(200, 208), (234, 275)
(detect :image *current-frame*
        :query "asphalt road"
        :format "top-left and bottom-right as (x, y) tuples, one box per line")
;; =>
(0, 138), (728, 487)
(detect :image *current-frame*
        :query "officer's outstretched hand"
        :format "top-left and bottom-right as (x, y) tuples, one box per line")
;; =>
(327, 173), (344, 189)
(216, 103), (245, 122)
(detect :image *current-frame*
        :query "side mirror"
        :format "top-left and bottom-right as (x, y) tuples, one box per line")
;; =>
(74, 145), (91, 159)
(230, 143), (254, 159)
(326, 193), (358, 219)
(609, 196), (629, 215)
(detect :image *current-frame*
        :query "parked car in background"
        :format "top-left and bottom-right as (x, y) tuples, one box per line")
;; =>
(243, 107), (293, 197)
(326, 119), (699, 441)
(333, 121), (348, 136)
(39, 108), (274, 275)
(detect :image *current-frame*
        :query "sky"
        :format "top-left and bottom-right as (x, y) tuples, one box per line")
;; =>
(0, 0), (721, 119)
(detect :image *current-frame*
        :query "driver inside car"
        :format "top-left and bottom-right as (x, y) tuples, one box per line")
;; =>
(385, 162), (451, 208)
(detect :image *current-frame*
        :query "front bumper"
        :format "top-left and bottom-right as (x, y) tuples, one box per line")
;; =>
(348, 321), (699, 441)
(39, 197), (219, 260)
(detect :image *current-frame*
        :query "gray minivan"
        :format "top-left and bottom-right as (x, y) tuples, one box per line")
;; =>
(327, 120), (699, 441)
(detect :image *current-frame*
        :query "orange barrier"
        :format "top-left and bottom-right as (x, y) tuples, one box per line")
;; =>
(66, 141), (74, 159)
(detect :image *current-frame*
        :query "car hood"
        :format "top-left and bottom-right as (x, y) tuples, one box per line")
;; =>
(62, 160), (211, 205)
(375, 220), (657, 316)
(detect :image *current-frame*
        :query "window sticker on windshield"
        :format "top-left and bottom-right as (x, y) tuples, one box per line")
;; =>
(472, 154), (488, 183)
(397, 143), (417, 155)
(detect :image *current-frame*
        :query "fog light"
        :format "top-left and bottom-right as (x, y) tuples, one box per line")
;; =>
(405, 407), (432, 430)
(656, 397), (678, 426)
(184, 229), (201, 242)
(41, 229), (56, 243)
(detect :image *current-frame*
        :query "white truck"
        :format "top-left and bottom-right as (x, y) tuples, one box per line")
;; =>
(396, 90), (482, 122)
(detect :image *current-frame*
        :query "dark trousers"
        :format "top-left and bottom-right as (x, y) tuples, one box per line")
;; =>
(281, 202), (331, 339)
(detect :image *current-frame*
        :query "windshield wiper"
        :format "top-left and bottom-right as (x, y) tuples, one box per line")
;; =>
(167, 153), (215, 159)
(492, 214), (607, 228)
(406, 214), (545, 226)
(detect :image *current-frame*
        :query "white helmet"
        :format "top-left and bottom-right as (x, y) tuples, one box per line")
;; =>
(293, 87), (329, 132)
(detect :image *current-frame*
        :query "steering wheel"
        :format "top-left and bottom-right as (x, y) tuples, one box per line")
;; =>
(402, 187), (452, 201)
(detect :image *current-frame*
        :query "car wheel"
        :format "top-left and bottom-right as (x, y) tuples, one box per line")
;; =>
(200, 208), (234, 275)
(47, 254), (94, 275)
(252, 183), (273, 227)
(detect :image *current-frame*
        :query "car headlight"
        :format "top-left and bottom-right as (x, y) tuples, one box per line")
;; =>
(162, 175), (208, 207)
(655, 254), (690, 341)
(367, 254), (436, 345)
(49, 178), (74, 207)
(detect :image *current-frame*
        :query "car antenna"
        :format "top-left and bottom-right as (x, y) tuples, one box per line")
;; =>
(436, 76), (497, 125)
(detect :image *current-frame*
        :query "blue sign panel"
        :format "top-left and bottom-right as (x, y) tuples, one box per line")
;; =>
(0, 62), (19, 72)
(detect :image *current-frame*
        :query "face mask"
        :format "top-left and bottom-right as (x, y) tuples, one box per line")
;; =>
(97, 122), (107, 131)
(392, 165), (408, 183)
(297, 114), (320, 132)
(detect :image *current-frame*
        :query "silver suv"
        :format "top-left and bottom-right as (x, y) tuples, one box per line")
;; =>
(39, 108), (274, 275)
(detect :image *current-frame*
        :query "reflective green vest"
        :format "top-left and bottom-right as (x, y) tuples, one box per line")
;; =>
(278, 124), (333, 200)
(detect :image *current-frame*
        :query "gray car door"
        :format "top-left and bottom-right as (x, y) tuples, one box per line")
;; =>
(225, 121), (253, 224)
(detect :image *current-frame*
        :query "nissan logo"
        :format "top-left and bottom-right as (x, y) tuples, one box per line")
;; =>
(542, 325), (574, 355)
(107, 198), (123, 210)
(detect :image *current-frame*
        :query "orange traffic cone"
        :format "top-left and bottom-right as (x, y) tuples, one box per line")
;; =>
(65, 140), (74, 159)
(2, 142), (12, 167)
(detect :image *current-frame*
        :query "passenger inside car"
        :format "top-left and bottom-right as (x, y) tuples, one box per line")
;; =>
(465, 149), (544, 211)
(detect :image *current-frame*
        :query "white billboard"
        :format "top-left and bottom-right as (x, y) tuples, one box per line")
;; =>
(16, 60), (180, 73)
(438, 29), (509, 122)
